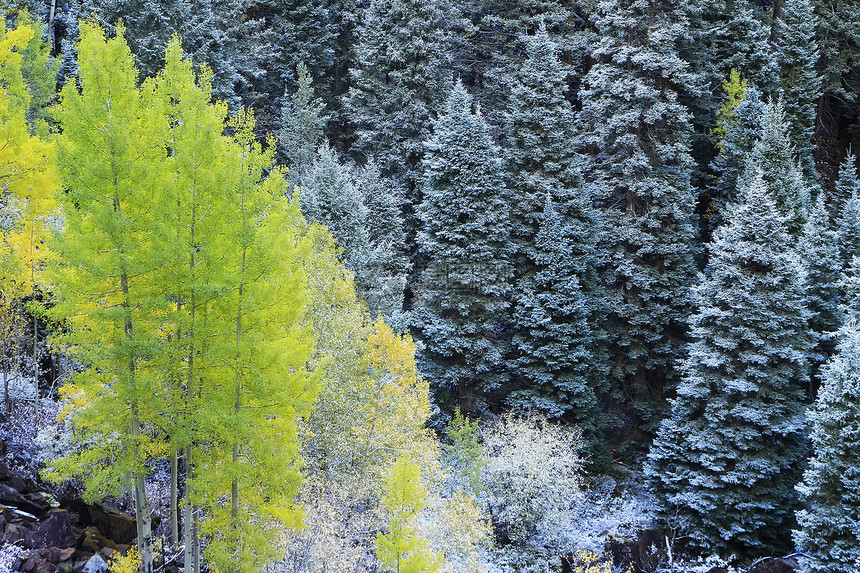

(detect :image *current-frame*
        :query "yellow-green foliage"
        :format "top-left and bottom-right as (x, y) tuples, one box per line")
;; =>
(712, 69), (747, 147)
(445, 409), (484, 495)
(375, 456), (442, 573)
(567, 550), (613, 573)
(0, 16), (57, 305)
(108, 546), (140, 573)
(44, 20), (169, 498)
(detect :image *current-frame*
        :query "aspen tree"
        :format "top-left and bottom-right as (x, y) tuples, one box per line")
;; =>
(46, 21), (168, 573)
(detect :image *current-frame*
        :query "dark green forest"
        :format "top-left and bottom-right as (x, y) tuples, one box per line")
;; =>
(2, 0), (860, 572)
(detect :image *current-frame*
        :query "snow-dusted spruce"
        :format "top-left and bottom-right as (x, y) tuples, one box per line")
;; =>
(683, 0), (777, 143)
(345, 0), (452, 192)
(354, 160), (410, 327)
(577, 0), (698, 430)
(278, 61), (329, 187)
(775, 0), (822, 179)
(747, 98), (811, 234)
(79, 0), (248, 106)
(301, 142), (372, 285)
(414, 81), (512, 412)
(711, 0), (779, 94)
(835, 154), (860, 269)
(708, 78), (765, 234)
(509, 196), (604, 460)
(799, 194), (842, 382)
(504, 28), (606, 444)
(794, 320), (860, 573)
(648, 171), (810, 559)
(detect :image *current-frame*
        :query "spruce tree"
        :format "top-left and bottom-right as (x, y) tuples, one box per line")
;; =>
(775, 0), (822, 179)
(799, 193), (842, 389)
(648, 171), (810, 558)
(414, 81), (512, 412)
(747, 98), (811, 234)
(835, 154), (860, 268)
(576, 0), (698, 433)
(344, 0), (452, 196)
(682, 0), (778, 162)
(707, 77), (766, 235)
(504, 28), (605, 440)
(354, 160), (409, 327)
(810, 0), (860, 108)
(453, 0), (583, 123)
(260, 0), (337, 110)
(278, 61), (329, 187)
(301, 142), (372, 282)
(794, 319), (860, 573)
(509, 196), (605, 460)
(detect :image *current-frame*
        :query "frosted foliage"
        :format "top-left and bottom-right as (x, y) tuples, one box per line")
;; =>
(415, 81), (512, 408)
(794, 322), (860, 573)
(481, 415), (583, 570)
(576, 0), (698, 423)
(648, 173), (810, 558)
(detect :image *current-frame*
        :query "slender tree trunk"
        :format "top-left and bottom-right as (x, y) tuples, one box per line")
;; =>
(47, 0), (56, 52)
(184, 443), (194, 573)
(32, 311), (38, 425)
(184, 199), (199, 573)
(170, 449), (179, 547)
(131, 416), (154, 573)
(115, 188), (154, 573)
(231, 220), (246, 527)
(3, 352), (9, 417)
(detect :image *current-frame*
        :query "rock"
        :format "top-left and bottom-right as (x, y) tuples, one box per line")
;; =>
(0, 484), (45, 517)
(79, 526), (116, 554)
(20, 557), (37, 572)
(706, 567), (729, 573)
(1, 522), (30, 544)
(98, 547), (115, 563)
(58, 547), (77, 562)
(748, 558), (798, 573)
(82, 554), (108, 573)
(26, 509), (77, 549)
(87, 504), (136, 545)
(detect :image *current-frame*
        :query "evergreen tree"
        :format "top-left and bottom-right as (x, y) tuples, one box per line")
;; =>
(718, 0), (780, 93)
(835, 154), (860, 268)
(648, 171), (810, 558)
(794, 319), (860, 573)
(681, 0), (778, 168)
(414, 81), (512, 413)
(509, 196), (604, 460)
(278, 61), (329, 187)
(707, 76), (766, 235)
(453, 0), (584, 124)
(747, 98), (810, 234)
(263, 0), (337, 109)
(76, 0), (253, 106)
(799, 193), (842, 388)
(576, 0), (698, 433)
(344, 0), (452, 198)
(505, 27), (594, 274)
(775, 0), (822, 178)
(504, 29), (605, 446)
(301, 142), (371, 281)
(810, 0), (860, 113)
(355, 160), (409, 327)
